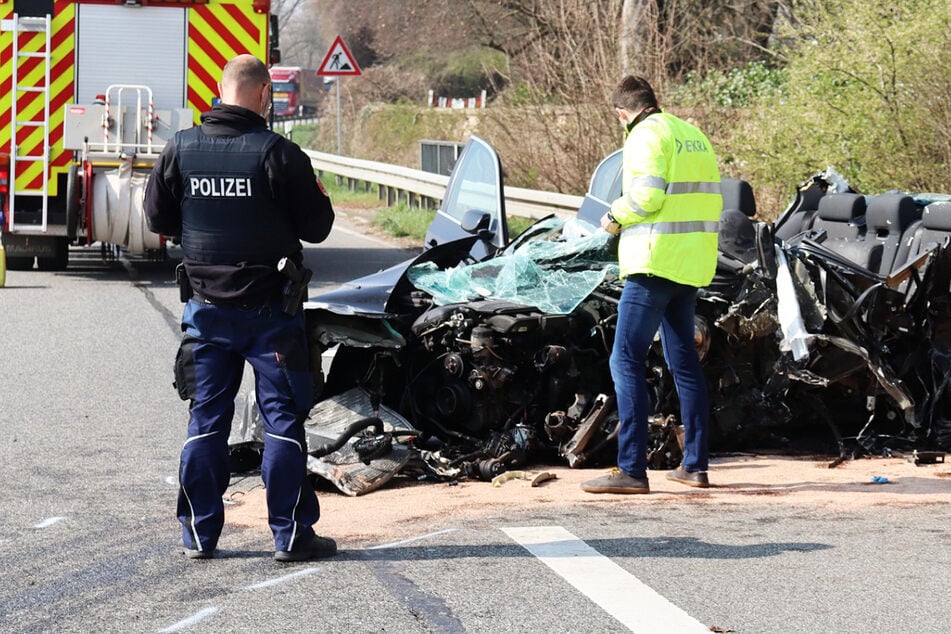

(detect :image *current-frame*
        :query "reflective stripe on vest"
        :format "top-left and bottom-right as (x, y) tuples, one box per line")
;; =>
(622, 220), (720, 237)
(626, 181), (721, 215)
(665, 181), (722, 195)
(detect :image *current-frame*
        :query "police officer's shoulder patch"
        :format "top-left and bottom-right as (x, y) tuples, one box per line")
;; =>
(317, 179), (329, 197)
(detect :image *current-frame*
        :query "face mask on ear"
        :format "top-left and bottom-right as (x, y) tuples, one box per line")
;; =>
(260, 85), (271, 118)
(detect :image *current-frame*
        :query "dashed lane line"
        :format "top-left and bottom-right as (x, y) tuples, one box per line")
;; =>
(366, 528), (458, 550)
(156, 529), (456, 631)
(244, 567), (320, 590)
(502, 526), (710, 634)
(157, 607), (220, 633)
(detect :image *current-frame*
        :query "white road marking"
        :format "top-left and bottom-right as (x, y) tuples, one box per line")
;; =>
(34, 517), (66, 528)
(245, 567), (320, 590)
(367, 528), (458, 550)
(162, 568), (320, 629)
(165, 476), (177, 485)
(158, 607), (219, 632)
(502, 526), (709, 634)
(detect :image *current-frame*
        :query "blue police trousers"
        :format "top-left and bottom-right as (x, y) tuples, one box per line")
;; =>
(610, 274), (709, 478)
(176, 299), (317, 553)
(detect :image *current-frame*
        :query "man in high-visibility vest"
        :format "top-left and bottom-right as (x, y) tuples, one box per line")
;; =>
(582, 75), (722, 494)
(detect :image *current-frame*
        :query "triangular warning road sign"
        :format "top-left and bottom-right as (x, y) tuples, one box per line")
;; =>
(317, 36), (362, 77)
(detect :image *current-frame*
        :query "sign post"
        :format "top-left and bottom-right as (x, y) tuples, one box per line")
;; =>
(316, 35), (362, 155)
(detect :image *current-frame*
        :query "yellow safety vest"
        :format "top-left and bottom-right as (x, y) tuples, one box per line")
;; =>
(610, 111), (722, 287)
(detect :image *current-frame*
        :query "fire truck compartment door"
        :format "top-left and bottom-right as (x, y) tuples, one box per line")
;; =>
(63, 105), (192, 151)
(75, 5), (187, 111)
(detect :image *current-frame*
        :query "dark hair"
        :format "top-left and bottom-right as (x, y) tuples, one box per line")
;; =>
(612, 75), (658, 111)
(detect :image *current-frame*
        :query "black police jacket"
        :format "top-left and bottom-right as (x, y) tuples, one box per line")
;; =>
(144, 104), (335, 305)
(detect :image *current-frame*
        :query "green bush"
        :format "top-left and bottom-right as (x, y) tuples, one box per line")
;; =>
(673, 61), (786, 108)
(728, 0), (951, 198)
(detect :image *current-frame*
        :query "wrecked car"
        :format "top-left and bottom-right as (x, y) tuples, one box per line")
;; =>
(232, 135), (951, 495)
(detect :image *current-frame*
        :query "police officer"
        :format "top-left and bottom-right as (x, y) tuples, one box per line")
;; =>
(582, 75), (722, 495)
(144, 54), (336, 560)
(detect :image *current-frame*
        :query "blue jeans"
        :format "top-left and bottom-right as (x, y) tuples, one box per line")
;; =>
(610, 275), (709, 478)
(176, 299), (317, 552)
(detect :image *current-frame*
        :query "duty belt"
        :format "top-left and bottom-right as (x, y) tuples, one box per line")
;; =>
(193, 293), (264, 311)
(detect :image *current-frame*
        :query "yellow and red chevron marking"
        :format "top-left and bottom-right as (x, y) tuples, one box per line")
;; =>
(0, 2), (14, 159)
(187, 2), (267, 123)
(0, 4), (75, 197)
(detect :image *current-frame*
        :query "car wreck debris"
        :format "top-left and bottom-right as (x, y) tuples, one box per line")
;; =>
(231, 137), (951, 495)
(491, 471), (558, 487)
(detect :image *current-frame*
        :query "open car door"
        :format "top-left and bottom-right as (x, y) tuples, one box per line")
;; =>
(576, 149), (622, 228)
(423, 135), (508, 261)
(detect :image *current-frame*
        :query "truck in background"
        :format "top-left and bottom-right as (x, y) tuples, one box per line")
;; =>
(0, 0), (278, 274)
(268, 66), (323, 117)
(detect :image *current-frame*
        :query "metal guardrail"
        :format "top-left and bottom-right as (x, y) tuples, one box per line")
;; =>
(303, 149), (585, 219)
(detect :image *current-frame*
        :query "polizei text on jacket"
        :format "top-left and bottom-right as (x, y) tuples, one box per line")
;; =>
(187, 176), (253, 198)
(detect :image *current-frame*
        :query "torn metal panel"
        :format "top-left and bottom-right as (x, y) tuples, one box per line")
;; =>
(775, 248), (812, 361)
(304, 388), (415, 496)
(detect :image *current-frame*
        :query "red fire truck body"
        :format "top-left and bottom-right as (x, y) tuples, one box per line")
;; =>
(0, 0), (276, 273)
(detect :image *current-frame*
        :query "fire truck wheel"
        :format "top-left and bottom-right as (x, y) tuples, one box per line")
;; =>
(36, 238), (69, 271)
(66, 164), (82, 241)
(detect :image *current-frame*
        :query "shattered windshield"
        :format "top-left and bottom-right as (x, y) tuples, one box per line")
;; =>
(407, 217), (619, 314)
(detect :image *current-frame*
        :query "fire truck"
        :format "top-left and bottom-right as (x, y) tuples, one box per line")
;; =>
(0, 0), (278, 275)
(268, 66), (322, 117)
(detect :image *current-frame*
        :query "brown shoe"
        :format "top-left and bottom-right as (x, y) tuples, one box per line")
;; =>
(581, 468), (650, 494)
(666, 466), (709, 488)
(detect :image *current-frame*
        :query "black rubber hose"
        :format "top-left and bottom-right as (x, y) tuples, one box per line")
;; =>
(308, 417), (384, 457)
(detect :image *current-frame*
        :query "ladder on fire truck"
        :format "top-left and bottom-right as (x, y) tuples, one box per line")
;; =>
(4, 13), (52, 232)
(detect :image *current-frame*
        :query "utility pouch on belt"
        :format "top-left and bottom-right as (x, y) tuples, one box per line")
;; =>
(278, 257), (313, 317)
(173, 335), (198, 401)
(175, 262), (192, 302)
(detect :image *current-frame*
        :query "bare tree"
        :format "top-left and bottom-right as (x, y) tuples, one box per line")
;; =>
(459, 0), (624, 193)
(620, 0), (652, 75)
(272, 0), (329, 68)
(619, 0), (780, 83)
(304, 0), (784, 193)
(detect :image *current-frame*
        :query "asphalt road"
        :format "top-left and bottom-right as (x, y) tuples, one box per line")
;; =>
(0, 216), (948, 633)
